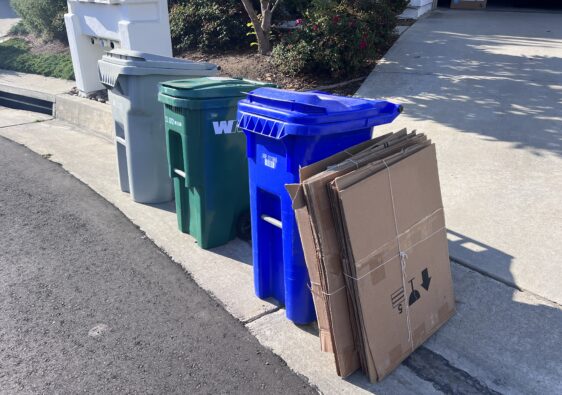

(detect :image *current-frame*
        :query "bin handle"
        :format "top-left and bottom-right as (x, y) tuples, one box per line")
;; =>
(247, 93), (327, 115)
(261, 215), (282, 229)
(173, 168), (186, 179)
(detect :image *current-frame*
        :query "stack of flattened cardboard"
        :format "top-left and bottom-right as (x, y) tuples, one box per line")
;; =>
(287, 130), (455, 382)
(451, 0), (487, 10)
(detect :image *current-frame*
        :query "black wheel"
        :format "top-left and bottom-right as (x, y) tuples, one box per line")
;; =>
(236, 211), (252, 241)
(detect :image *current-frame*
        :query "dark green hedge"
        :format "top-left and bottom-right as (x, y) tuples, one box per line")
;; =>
(10, 0), (68, 42)
(0, 38), (74, 80)
(169, 0), (250, 54)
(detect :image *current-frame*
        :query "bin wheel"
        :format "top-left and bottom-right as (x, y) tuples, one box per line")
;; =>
(236, 211), (252, 241)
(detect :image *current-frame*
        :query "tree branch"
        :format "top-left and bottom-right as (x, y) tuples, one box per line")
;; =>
(261, 0), (269, 16)
(271, 0), (282, 13)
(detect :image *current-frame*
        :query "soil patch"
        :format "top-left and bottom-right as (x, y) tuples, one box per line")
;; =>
(180, 50), (374, 96)
(8, 32), (400, 96)
(12, 34), (69, 55)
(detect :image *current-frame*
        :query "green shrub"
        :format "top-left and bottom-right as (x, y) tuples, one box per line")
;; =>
(169, 0), (249, 54)
(271, 38), (315, 77)
(0, 38), (74, 80)
(8, 20), (29, 36)
(272, 0), (408, 78)
(10, 0), (68, 42)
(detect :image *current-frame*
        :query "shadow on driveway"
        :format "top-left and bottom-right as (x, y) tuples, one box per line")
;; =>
(359, 10), (562, 157)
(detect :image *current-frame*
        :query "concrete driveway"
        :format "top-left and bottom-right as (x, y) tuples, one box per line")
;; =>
(0, 0), (19, 39)
(357, 8), (562, 305)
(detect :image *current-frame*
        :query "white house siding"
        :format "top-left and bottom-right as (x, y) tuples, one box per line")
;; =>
(401, 0), (434, 19)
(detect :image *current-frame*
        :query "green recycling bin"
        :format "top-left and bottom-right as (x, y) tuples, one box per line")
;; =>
(158, 77), (275, 249)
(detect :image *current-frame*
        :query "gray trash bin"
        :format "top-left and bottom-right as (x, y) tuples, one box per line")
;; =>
(98, 49), (218, 204)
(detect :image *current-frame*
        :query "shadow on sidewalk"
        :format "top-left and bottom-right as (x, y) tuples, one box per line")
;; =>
(340, 229), (562, 394)
(208, 217), (561, 392)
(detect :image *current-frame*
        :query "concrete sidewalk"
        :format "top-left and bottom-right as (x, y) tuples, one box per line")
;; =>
(0, 0), (19, 39)
(0, 69), (75, 102)
(357, 9), (562, 306)
(1, 107), (561, 394)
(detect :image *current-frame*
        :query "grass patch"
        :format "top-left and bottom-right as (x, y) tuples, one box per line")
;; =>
(0, 38), (74, 80)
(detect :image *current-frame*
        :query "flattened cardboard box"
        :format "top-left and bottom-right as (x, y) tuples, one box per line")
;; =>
(333, 144), (456, 382)
(287, 136), (393, 371)
(287, 131), (429, 377)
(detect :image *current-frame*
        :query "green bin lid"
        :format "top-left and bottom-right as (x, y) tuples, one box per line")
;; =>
(159, 77), (273, 100)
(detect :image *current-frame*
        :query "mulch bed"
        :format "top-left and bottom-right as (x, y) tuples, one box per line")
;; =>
(179, 50), (374, 96)
(13, 32), (401, 96)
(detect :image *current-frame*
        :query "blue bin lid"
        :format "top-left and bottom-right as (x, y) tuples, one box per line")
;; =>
(237, 88), (402, 139)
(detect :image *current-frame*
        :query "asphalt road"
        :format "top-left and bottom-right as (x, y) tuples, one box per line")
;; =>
(0, 136), (314, 394)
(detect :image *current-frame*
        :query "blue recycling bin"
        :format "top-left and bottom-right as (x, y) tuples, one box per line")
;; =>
(237, 88), (402, 324)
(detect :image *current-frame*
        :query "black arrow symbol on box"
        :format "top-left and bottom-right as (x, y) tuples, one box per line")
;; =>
(421, 268), (431, 291)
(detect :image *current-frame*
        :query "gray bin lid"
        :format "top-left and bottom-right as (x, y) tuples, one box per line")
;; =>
(98, 49), (218, 88)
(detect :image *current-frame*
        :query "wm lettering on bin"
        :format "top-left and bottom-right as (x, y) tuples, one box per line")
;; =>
(158, 78), (275, 249)
(213, 120), (239, 135)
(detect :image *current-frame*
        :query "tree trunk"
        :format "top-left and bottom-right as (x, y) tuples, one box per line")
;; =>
(260, 8), (273, 55)
(240, 0), (280, 55)
(255, 28), (271, 55)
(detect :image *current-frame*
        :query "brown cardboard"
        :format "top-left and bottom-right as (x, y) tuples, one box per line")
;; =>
(450, 0), (487, 9)
(327, 145), (431, 379)
(287, 183), (333, 353)
(306, 134), (430, 377)
(286, 132), (398, 365)
(287, 130), (431, 378)
(333, 144), (456, 382)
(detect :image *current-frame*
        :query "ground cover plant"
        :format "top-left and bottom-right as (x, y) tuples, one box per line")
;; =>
(0, 38), (74, 80)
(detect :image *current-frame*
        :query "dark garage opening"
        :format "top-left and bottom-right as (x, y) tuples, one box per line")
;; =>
(438, 0), (562, 9)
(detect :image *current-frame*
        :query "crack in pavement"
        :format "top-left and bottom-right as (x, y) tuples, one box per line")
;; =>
(404, 346), (503, 395)
(0, 118), (53, 129)
(451, 258), (562, 309)
(242, 306), (282, 325)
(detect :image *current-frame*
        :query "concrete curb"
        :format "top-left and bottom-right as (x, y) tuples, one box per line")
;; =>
(0, 70), (113, 141)
(0, 81), (57, 103)
(0, 69), (74, 101)
(55, 94), (113, 142)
